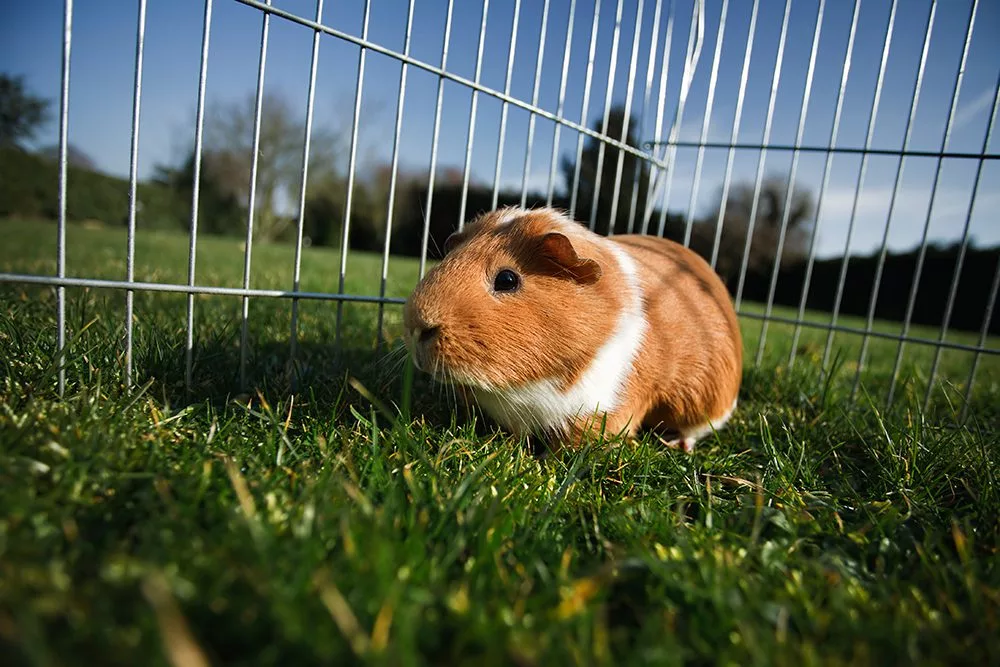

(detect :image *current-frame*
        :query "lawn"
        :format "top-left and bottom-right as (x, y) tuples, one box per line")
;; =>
(1, 217), (998, 666)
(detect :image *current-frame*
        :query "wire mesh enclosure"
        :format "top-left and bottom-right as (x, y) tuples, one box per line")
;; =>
(1, 0), (998, 419)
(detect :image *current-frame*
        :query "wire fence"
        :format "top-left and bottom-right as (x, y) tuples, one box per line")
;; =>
(1, 0), (998, 419)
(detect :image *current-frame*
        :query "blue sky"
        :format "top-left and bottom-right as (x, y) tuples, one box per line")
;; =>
(2, 0), (998, 258)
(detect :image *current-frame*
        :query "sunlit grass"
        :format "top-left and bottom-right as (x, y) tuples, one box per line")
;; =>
(1, 218), (998, 665)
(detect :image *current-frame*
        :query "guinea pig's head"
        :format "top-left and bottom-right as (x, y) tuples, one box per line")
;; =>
(403, 207), (623, 391)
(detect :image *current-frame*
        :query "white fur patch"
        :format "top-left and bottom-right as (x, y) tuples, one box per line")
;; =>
(475, 237), (648, 436)
(679, 397), (738, 443)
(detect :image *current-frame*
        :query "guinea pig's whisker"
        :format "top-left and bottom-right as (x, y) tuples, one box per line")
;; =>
(373, 344), (405, 376)
(392, 347), (409, 374)
(445, 371), (457, 412)
(433, 358), (447, 404)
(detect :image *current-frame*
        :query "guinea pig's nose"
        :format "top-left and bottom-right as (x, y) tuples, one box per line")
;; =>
(417, 325), (440, 344)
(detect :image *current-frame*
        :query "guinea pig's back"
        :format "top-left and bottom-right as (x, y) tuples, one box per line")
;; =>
(609, 234), (743, 420)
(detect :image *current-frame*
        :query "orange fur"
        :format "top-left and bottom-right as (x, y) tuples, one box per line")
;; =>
(403, 206), (742, 453)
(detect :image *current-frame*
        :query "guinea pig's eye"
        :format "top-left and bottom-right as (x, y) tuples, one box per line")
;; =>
(492, 269), (520, 293)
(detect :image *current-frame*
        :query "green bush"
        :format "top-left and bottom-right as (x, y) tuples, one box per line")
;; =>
(0, 147), (185, 227)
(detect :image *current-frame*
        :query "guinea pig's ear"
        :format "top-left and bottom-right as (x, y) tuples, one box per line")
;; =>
(539, 232), (602, 285)
(443, 230), (466, 255)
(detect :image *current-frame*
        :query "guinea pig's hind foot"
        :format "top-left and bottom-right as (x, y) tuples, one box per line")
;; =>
(674, 400), (738, 451)
(653, 431), (697, 453)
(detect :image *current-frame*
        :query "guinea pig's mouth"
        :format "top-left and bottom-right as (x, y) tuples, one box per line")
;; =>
(405, 324), (499, 391)
(407, 340), (494, 391)
(413, 356), (486, 389)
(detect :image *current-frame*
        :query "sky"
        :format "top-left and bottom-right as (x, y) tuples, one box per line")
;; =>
(2, 0), (999, 258)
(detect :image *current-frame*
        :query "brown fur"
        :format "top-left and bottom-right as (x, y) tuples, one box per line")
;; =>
(607, 235), (742, 436)
(405, 208), (623, 390)
(403, 207), (742, 453)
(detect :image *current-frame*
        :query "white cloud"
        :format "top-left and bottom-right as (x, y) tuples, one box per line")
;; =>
(951, 87), (996, 132)
(814, 185), (1000, 258)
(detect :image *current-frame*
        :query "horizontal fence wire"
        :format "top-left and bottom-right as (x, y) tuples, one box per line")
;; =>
(640, 141), (998, 161)
(5, 0), (998, 406)
(3, 271), (992, 357)
(1, 273), (406, 305)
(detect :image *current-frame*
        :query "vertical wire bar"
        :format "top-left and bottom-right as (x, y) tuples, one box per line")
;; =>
(457, 0), (491, 231)
(606, 0), (646, 233)
(626, 0), (664, 233)
(925, 120), (996, 410)
(185, 0), (213, 393)
(491, 0), (523, 210)
(881, 1), (956, 403)
(519, 0), (551, 209)
(239, 0), (271, 390)
(788, 0), (862, 367)
(961, 253), (1000, 422)
(649, 72), (677, 238)
(733, 0), (793, 306)
(56, 0), (73, 396)
(819, 0), (900, 369)
(289, 0), (324, 375)
(545, 0), (577, 207)
(124, 0), (148, 389)
(419, 0), (455, 278)
(707, 0), (761, 270)
(334, 0), (371, 345)
(681, 0), (729, 246)
(754, 0), (825, 367)
(923, 37), (995, 409)
(881, 1), (982, 405)
(882, 2), (961, 403)
(375, 0), (416, 349)
(642, 0), (675, 236)
(587, 0), (626, 232)
(569, 0), (602, 221)
(654, 0), (701, 238)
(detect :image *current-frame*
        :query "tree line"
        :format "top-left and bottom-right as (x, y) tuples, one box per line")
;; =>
(1, 73), (996, 335)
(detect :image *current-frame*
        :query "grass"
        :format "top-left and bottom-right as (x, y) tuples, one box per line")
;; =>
(1, 218), (999, 666)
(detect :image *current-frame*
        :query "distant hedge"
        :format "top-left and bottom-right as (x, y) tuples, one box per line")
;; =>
(0, 147), (184, 227)
(739, 246), (1000, 337)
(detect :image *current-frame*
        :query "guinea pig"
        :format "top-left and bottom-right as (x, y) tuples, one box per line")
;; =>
(403, 206), (742, 454)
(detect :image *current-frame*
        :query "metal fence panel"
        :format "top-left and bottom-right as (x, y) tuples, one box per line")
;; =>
(1, 0), (997, 411)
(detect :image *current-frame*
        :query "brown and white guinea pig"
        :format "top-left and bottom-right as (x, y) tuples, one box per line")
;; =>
(403, 206), (742, 454)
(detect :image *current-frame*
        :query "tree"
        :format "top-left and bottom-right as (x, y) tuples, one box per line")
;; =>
(560, 105), (651, 235)
(152, 149), (247, 236)
(0, 74), (50, 148)
(39, 143), (97, 170)
(201, 92), (342, 242)
(689, 175), (815, 286)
